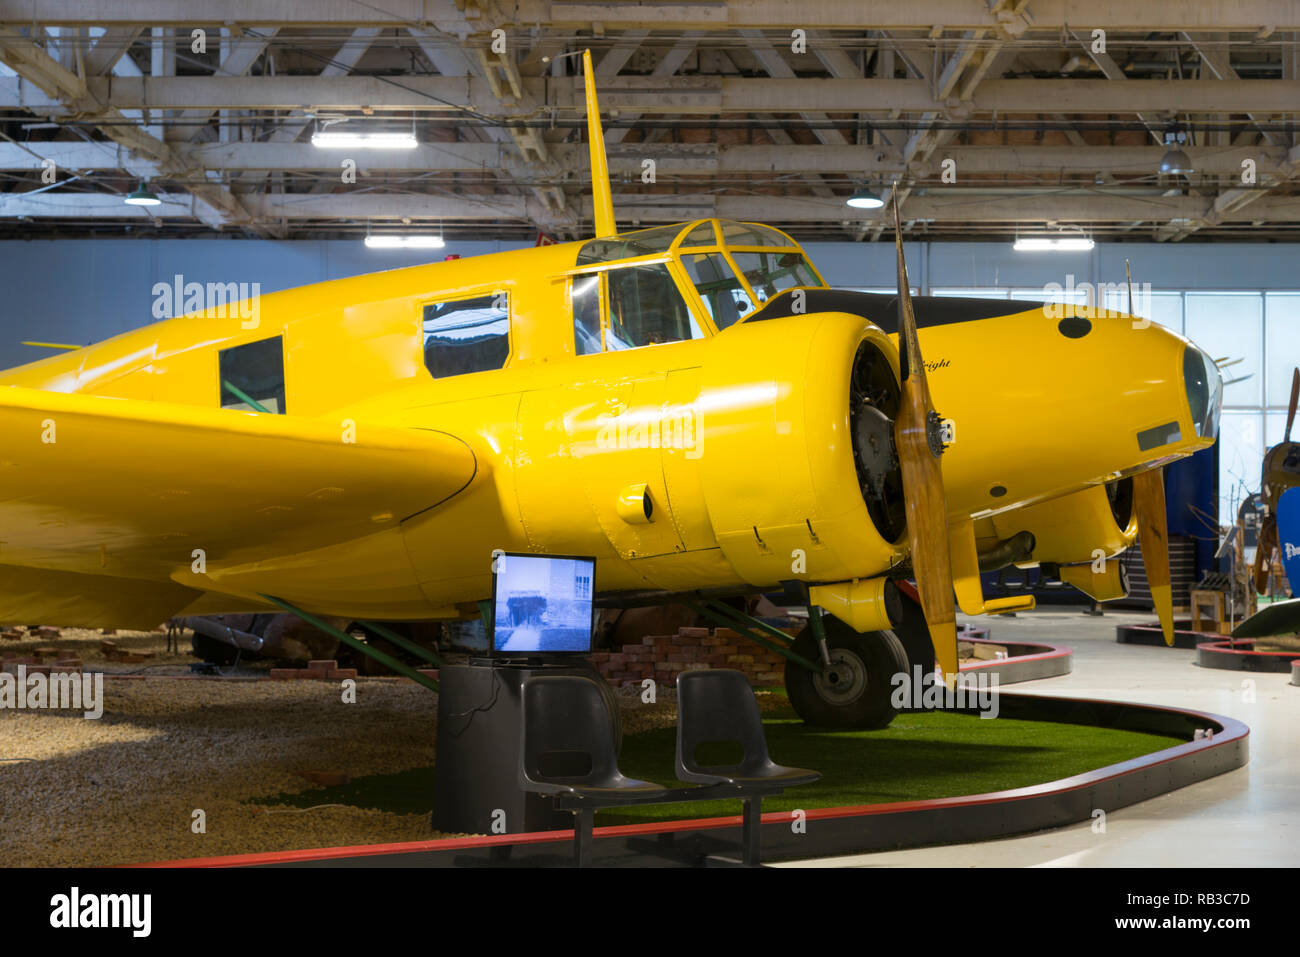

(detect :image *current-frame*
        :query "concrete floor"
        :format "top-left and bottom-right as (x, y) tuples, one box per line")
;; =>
(778, 607), (1300, 868)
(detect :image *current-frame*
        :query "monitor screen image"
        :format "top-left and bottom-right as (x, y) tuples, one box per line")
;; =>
(492, 554), (595, 654)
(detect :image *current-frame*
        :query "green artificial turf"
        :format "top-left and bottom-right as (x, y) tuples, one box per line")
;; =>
(599, 708), (1179, 825)
(259, 700), (1182, 826)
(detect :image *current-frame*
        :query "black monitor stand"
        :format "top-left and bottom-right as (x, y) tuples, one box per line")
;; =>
(431, 656), (612, 836)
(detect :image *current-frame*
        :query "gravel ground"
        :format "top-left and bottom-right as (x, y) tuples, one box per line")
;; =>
(0, 653), (767, 866)
(0, 677), (442, 866)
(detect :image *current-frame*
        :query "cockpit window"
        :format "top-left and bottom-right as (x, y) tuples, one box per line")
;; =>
(731, 251), (821, 302)
(606, 263), (705, 349)
(680, 252), (753, 330)
(572, 274), (603, 355)
(679, 222), (719, 247)
(577, 225), (680, 264)
(720, 222), (794, 247)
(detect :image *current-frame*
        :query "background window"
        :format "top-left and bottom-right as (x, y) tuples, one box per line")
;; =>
(1185, 293), (1263, 407)
(931, 287), (1009, 298)
(423, 293), (510, 378)
(606, 263), (704, 349)
(220, 336), (285, 413)
(1265, 293), (1299, 407)
(1101, 289), (1184, 332)
(1218, 410), (1264, 526)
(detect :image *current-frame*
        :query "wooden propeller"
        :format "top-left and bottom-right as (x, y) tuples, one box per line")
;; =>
(1254, 367), (1297, 595)
(890, 197), (958, 679)
(1286, 367), (1298, 443)
(1133, 468), (1174, 645)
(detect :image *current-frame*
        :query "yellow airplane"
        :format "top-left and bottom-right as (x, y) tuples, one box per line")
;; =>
(0, 51), (1221, 727)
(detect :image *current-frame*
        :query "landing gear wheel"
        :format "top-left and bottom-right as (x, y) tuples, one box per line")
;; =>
(784, 617), (908, 729)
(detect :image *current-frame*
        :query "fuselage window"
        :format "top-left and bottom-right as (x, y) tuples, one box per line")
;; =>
(572, 274), (603, 355)
(219, 336), (286, 414)
(422, 292), (510, 378)
(605, 263), (704, 350)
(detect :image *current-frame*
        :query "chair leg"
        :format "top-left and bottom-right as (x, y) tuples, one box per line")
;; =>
(742, 797), (762, 866)
(573, 808), (594, 867)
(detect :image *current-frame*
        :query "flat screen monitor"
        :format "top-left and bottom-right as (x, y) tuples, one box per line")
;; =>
(491, 553), (595, 655)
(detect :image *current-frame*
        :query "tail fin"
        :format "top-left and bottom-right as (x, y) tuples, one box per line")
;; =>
(582, 49), (617, 238)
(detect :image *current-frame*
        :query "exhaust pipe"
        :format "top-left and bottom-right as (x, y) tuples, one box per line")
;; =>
(179, 616), (265, 653)
(977, 531), (1036, 572)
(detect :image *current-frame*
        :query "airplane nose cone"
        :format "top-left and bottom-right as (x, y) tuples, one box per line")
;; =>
(1183, 342), (1223, 441)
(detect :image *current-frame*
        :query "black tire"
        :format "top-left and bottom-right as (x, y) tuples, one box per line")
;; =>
(784, 617), (909, 729)
(890, 587), (937, 674)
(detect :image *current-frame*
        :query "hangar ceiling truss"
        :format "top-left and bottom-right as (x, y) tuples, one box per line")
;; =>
(0, 1), (1296, 242)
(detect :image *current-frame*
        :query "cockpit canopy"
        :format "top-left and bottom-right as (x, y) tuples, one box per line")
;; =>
(573, 219), (826, 336)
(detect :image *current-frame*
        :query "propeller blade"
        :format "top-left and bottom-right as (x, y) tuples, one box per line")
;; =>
(1133, 468), (1174, 645)
(1286, 367), (1298, 443)
(890, 197), (958, 680)
(1255, 517), (1277, 595)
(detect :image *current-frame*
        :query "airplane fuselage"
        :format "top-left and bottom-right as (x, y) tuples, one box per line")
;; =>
(0, 220), (1218, 623)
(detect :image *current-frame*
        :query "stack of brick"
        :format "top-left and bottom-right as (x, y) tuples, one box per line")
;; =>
(99, 641), (155, 664)
(2, 655), (50, 676)
(591, 625), (795, 688)
(2, 647), (83, 675)
(269, 659), (358, 680)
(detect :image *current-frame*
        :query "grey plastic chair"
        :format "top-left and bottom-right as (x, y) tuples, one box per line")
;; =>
(675, 668), (821, 787)
(519, 674), (666, 864)
(675, 668), (820, 865)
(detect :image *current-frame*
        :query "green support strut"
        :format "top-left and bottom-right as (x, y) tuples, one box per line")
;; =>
(687, 600), (822, 673)
(356, 620), (445, 669)
(260, 595), (439, 692)
(807, 604), (832, 668)
(221, 380), (272, 414)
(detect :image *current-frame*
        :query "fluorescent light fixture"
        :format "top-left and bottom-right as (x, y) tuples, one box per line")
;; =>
(124, 183), (161, 206)
(364, 235), (446, 249)
(1013, 236), (1095, 252)
(312, 130), (418, 149)
(846, 187), (884, 209)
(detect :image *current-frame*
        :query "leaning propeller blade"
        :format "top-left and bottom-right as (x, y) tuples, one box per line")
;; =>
(891, 196), (958, 680)
(1285, 367), (1298, 443)
(1133, 468), (1174, 645)
(1255, 517), (1277, 596)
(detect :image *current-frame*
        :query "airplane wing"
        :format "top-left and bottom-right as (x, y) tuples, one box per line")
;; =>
(0, 385), (477, 625)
